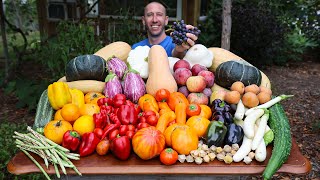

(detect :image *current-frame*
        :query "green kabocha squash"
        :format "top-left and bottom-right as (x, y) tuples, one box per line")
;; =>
(65, 54), (107, 82)
(215, 60), (262, 88)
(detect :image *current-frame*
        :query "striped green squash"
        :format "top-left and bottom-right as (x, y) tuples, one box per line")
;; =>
(33, 89), (54, 129)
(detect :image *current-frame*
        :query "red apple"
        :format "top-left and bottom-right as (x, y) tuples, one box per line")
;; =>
(174, 68), (192, 86)
(186, 76), (207, 93)
(173, 59), (191, 72)
(191, 64), (208, 76)
(198, 70), (215, 88)
(187, 93), (209, 105)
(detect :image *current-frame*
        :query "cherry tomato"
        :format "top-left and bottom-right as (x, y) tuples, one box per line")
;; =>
(125, 130), (135, 139)
(119, 125), (128, 136)
(160, 148), (178, 165)
(108, 129), (119, 141)
(127, 124), (136, 131)
(186, 104), (201, 117)
(155, 88), (171, 102)
(146, 115), (158, 126)
(137, 122), (150, 130)
(144, 110), (156, 118)
(138, 116), (147, 123)
(93, 128), (104, 139)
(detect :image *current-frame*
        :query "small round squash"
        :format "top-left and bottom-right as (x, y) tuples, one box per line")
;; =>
(44, 120), (73, 144)
(65, 54), (107, 82)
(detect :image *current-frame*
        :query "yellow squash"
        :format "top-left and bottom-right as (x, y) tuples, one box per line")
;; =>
(47, 82), (72, 110)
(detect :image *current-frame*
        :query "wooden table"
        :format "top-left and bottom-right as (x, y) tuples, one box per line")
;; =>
(7, 139), (311, 176)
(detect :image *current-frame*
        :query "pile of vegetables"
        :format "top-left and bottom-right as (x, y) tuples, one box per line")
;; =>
(14, 41), (296, 180)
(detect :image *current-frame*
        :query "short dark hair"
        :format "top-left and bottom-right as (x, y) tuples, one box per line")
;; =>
(144, 1), (167, 16)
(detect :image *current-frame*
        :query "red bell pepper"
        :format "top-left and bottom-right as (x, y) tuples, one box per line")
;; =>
(97, 97), (113, 107)
(113, 94), (126, 108)
(62, 130), (81, 151)
(111, 135), (131, 160)
(126, 100), (141, 115)
(93, 111), (108, 129)
(79, 132), (100, 157)
(117, 104), (138, 125)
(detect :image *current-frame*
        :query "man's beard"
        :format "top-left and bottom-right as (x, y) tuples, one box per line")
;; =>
(145, 24), (165, 38)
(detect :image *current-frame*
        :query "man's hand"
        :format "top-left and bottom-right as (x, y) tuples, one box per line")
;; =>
(172, 25), (199, 58)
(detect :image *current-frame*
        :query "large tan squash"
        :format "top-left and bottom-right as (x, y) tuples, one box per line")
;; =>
(145, 45), (178, 96)
(208, 47), (271, 89)
(58, 76), (104, 93)
(94, 41), (131, 62)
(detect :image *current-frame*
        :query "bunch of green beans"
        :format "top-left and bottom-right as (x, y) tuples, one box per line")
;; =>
(13, 126), (82, 180)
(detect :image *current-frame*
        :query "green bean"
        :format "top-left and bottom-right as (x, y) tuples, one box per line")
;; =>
(21, 149), (51, 180)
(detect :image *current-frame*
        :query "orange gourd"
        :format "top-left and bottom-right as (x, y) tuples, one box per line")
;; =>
(44, 120), (73, 144)
(167, 92), (189, 111)
(199, 105), (212, 119)
(164, 124), (198, 155)
(186, 116), (211, 138)
(145, 45), (178, 96)
(84, 92), (105, 105)
(132, 127), (166, 160)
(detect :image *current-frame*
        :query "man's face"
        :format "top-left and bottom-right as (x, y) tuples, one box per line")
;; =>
(142, 2), (168, 38)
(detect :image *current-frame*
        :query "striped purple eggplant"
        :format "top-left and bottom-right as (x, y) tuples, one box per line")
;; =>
(123, 70), (146, 103)
(106, 56), (128, 79)
(103, 72), (123, 99)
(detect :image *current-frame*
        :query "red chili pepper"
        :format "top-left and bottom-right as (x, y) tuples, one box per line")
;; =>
(117, 104), (138, 125)
(97, 97), (113, 107)
(100, 105), (114, 115)
(79, 132), (100, 157)
(109, 113), (121, 126)
(101, 124), (119, 140)
(93, 111), (107, 129)
(113, 94), (126, 108)
(62, 130), (81, 152)
(111, 135), (131, 160)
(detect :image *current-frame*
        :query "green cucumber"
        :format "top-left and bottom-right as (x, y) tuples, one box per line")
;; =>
(33, 89), (54, 129)
(262, 102), (292, 180)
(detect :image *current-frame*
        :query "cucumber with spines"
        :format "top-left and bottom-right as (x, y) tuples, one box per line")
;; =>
(262, 102), (292, 180)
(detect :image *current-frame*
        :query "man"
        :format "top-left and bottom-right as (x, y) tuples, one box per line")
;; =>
(132, 1), (198, 58)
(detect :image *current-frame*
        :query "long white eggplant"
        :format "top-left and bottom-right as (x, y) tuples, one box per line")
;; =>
(255, 140), (267, 162)
(234, 99), (245, 120)
(243, 109), (265, 139)
(252, 111), (269, 150)
(233, 136), (253, 162)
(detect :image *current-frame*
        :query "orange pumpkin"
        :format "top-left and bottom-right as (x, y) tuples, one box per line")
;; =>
(164, 124), (198, 155)
(132, 127), (165, 160)
(186, 116), (211, 138)
(84, 92), (105, 105)
(167, 92), (189, 111)
(199, 105), (212, 119)
(44, 120), (73, 144)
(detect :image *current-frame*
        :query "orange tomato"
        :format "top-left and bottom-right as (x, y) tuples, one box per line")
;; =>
(79, 104), (100, 116)
(84, 92), (105, 105)
(54, 109), (65, 121)
(160, 148), (178, 165)
(167, 92), (189, 111)
(61, 103), (80, 122)
(155, 88), (170, 102)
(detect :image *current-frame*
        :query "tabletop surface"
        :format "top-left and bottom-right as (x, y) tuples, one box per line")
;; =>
(7, 138), (311, 175)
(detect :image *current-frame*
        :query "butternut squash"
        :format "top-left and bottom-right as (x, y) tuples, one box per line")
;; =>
(94, 41), (131, 62)
(146, 45), (178, 96)
(58, 76), (104, 93)
(208, 47), (271, 89)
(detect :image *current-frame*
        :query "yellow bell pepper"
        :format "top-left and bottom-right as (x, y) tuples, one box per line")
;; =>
(48, 82), (72, 110)
(70, 88), (85, 108)
(138, 94), (159, 112)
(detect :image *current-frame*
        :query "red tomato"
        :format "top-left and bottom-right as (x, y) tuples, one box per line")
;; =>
(155, 89), (171, 102)
(146, 115), (158, 126)
(119, 125), (128, 136)
(160, 148), (178, 165)
(109, 129), (119, 141)
(137, 123), (150, 130)
(93, 128), (104, 139)
(127, 125), (136, 131)
(138, 116), (147, 124)
(144, 110), (156, 118)
(186, 104), (201, 117)
(126, 130), (135, 139)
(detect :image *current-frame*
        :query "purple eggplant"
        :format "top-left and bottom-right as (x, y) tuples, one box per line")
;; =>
(106, 56), (128, 79)
(103, 72), (123, 99)
(123, 69), (146, 103)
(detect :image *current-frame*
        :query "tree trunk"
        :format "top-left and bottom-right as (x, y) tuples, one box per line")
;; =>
(0, 0), (10, 84)
(221, 0), (232, 50)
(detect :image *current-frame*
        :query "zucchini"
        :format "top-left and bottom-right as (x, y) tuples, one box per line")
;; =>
(262, 102), (292, 180)
(33, 89), (54, 129)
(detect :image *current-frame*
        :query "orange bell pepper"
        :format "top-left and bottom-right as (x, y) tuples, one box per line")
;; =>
(156, 111), (176, 133)
(143, 101), (159, 117)
(138, 94), (159, 112)
(175, 103), (187, 124)
(167, 92), (189, 111)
